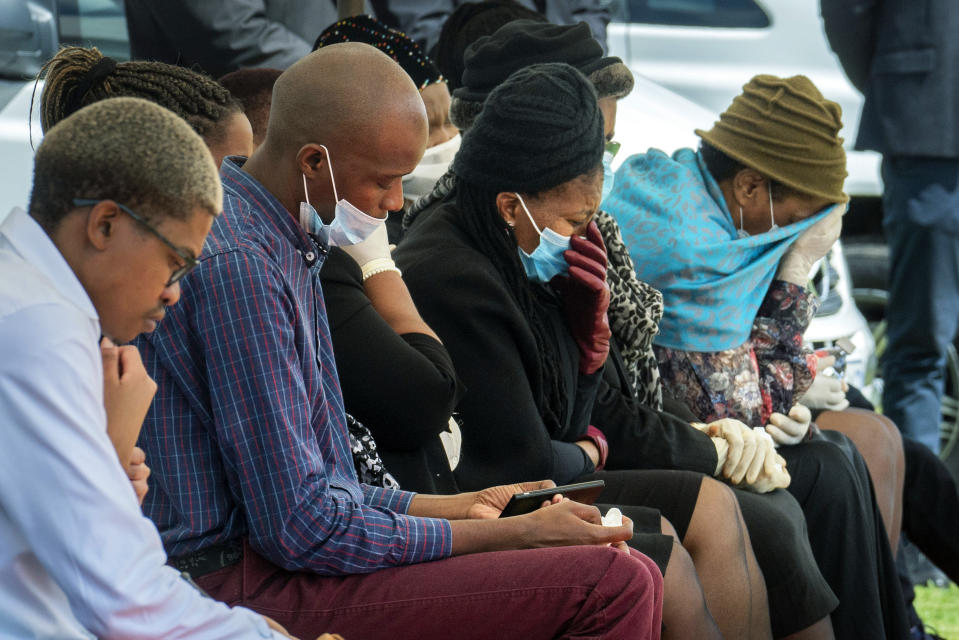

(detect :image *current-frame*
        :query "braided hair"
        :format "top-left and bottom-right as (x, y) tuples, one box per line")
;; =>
(450, 62), (605, 436)
(35, 46), (241, 140)
(454, 178), (570, 433)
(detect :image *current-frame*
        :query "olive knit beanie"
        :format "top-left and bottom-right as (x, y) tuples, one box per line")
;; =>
(450, 20), (634, 130)
(696, 74), (848, 202)
(452, 62), (604, 194)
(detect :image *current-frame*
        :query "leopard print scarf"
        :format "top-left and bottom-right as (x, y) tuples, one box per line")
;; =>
(596, 211), (665, 409)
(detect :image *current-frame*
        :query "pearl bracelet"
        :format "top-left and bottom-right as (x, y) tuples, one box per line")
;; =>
(361, 258), (402, 281)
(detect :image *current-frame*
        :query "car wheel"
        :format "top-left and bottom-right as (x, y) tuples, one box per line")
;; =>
(844, 240), (889, 292)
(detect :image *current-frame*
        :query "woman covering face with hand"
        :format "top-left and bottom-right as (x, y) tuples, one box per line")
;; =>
(605, 74), (910, 639)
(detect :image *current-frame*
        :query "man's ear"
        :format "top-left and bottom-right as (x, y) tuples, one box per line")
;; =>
(732, 168), (765, 208)
(296, 143), (329, 181)
(495, 191), (521, 229)
(85, 200), (121, 251)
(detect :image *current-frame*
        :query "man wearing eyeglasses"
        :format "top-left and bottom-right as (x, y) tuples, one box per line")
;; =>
(0, 97), (307, 638)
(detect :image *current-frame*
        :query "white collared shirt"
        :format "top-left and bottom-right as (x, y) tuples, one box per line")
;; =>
(0, 208), (279, 639)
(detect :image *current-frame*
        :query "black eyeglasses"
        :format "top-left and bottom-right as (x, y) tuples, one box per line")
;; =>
(73, 199), (199, 286)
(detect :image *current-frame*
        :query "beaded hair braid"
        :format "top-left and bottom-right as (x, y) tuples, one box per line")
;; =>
(35, 46), (241, 139)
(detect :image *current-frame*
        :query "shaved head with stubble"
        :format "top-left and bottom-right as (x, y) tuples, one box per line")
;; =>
(244, 42), (429, 223)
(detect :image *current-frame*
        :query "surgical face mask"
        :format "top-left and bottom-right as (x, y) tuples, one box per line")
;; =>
(601, 141), (621, 206)
(514, 192), (570, 283)
(736, 182), (779, 238)
(402, 133), (461, 202)
(298, 144), (384, 246)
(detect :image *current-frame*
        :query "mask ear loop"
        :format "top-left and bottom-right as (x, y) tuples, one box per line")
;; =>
(739, 206), (745, 233)
(768, 182), (776, 230)
(514, 192), (543, 235)
(302, 173), (310, 203)
(318, 144), (340, 202)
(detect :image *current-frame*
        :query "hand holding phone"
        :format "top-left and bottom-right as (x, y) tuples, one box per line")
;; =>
(499, 480), (605, 518)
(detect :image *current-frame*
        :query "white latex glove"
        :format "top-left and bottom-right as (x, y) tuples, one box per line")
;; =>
(777, 204), (845, 285)
(800, 373), (850, 412)
(766, 404), (813, 446)
(710, 436), (730, 476)
(707, 422), (790, 492)
(743, 439), (791, 494)
(706, 418), (768, 485)
(339, 220), (391, 269)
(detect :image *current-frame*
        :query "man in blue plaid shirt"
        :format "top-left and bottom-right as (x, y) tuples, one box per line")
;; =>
(135, 43), (662, 639)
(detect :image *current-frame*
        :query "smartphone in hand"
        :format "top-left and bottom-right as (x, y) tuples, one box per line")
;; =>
(499, 480), (606, 518)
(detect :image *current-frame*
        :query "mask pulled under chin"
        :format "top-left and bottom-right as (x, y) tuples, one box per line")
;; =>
(402, 133), (462, 202)
(299, 199), (382, 247)
(299, 144), (385, 247)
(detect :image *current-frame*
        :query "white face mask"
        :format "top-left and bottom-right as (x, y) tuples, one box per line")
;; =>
(401, 133), (461, 202)
(298, 144), (384, 246)
(736, 182), (779, 238)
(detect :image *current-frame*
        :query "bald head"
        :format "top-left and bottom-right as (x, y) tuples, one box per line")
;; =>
(246, 42), (429, 222)
(266, 42), (426, 151)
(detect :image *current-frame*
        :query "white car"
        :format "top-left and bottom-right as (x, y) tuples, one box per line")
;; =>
(0, 0), (129, 221)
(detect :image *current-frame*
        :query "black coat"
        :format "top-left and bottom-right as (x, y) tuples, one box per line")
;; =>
(320, 247), (461, 493)
(821, 0), (959, 158)
(395, 201), (717, 491)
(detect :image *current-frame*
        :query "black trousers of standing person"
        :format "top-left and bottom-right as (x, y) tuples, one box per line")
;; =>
(780, 431), (911, 640)
(901, 436), (959, 584)
(881, 157), (959, 455)
(844, 384), (959, 585)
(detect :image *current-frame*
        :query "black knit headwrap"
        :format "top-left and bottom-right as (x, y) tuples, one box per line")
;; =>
(453, 61), (605, 195)
(450, 20), (633, 130)
(431, 0), (546, 92)
(452, 62), (604, 435)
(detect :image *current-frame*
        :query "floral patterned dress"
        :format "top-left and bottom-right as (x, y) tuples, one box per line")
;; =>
(655, 280), (819, 427)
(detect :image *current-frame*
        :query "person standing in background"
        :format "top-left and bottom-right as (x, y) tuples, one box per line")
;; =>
(820, 0), (959, 455)
(123, 0), (375, 77)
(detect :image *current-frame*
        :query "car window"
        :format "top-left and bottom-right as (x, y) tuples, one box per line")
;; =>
(57, 0), (129, 60)
(619, 0), (770, 28)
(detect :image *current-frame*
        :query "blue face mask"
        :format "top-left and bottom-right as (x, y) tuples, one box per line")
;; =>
(298, 144), (384, 246)
(601, 141), (620, 207)
(514, 192), (570, 283)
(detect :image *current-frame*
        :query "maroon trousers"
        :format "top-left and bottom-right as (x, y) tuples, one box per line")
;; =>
(197, 540), (663, 639)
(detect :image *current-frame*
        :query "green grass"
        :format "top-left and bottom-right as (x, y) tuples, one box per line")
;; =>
(915, 583), (959, 639)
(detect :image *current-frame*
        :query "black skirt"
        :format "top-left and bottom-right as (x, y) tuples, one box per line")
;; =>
(582, 468), (839, 638)
(588, 469), (703, 577)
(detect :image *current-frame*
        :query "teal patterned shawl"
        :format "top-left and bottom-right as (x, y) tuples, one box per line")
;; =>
(605, 147), (833, 352)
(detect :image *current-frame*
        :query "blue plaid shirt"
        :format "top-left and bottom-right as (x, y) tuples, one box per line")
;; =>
(136, 157), (452, 575)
